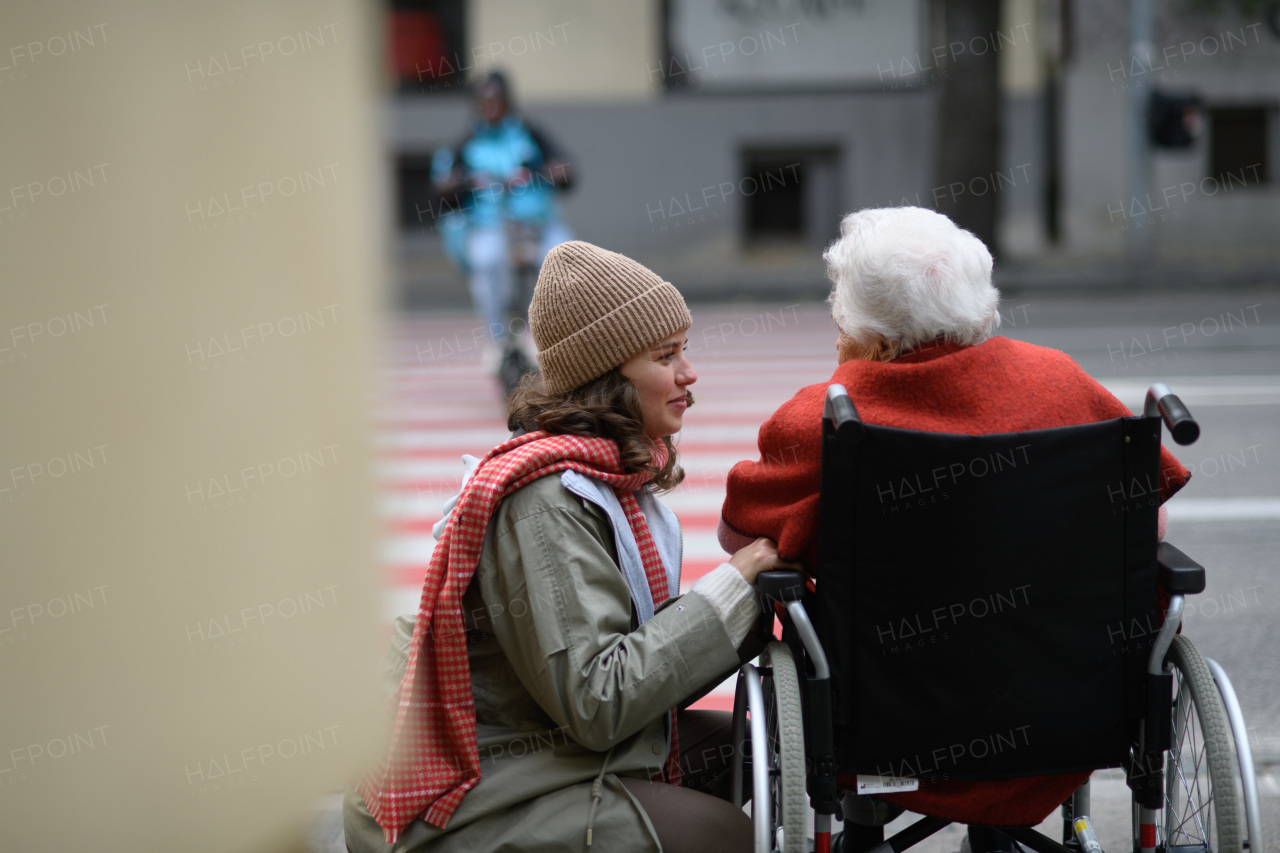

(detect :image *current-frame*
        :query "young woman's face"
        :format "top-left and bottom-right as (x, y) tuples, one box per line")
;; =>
(618, 328), (697, 438)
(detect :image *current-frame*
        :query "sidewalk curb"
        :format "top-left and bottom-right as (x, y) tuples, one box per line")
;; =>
(396, 258), (1280, 311)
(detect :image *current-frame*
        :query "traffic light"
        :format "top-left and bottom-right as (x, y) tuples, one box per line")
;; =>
(1148, 91), (1203, 148)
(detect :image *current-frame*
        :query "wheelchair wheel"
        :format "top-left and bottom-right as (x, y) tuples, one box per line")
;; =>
(760, 641), (807, 853)
(1159, 635), (1244, 853)
(1205, 658), (1264, 853)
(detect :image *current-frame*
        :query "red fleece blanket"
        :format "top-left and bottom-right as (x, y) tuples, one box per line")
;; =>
(721, 337), (1191, 826)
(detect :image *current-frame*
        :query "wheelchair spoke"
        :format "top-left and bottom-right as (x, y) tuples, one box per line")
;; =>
(1188, 798), (1214, 842)
(763, 669), (785, 840)
(1172, 778), (1213, 842)
(1169, 678), (1214, 847)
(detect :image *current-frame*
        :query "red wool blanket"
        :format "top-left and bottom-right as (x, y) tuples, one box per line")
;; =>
(361, 431), (680, 842)
(723, 337), (1190, 572)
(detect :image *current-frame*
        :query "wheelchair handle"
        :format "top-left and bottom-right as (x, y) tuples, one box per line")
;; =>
(1144, 382), (1199, 445)
(824, 384), (864, 441)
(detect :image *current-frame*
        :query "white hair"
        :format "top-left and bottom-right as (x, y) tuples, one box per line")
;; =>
(824, 207), (1000, 352)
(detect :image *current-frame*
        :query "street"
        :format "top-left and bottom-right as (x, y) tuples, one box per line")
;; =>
(379, 286), (1279, 851)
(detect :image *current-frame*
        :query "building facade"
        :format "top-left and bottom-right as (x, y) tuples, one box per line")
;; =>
(386, 0), (1280, 306)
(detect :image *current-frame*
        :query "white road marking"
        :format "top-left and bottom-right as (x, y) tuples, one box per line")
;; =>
(1167, 498), (1280, 521)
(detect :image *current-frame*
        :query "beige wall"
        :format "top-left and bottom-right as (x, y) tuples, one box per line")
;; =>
(1000, 0), (1045, 95)
(468, 0), (660, 101)
(0, 3), (386, 850)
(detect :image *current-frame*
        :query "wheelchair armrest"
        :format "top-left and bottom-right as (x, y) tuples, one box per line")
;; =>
(1157, 542), (1206, 595)
(756, 570), (806, 606)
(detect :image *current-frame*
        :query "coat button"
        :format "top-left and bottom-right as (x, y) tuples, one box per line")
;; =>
(651, 742), (663, 755)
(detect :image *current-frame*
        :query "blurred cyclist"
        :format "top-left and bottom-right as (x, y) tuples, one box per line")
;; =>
(431, 70), (575, 379)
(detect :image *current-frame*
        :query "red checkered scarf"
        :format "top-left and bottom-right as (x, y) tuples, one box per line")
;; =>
(362, 430), (681, 842)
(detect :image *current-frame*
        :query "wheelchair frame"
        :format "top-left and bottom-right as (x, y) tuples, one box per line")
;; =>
(732, 383), (1262, 853)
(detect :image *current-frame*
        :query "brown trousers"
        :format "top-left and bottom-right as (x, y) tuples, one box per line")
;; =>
(619, 710), (753, 853)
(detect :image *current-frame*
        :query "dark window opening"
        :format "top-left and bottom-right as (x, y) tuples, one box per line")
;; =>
(396, 155), (439, 230)
(740, 147), (840, 247)
(1208, 106), (1269, 188)
(744, 156), (805, 241)
(387, 0), (467, 95)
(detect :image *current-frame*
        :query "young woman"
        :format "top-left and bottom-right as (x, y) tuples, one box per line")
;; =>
(346, 240), (797, 852)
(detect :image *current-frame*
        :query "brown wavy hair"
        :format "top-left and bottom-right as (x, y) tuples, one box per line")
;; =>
(507, 368), (691, 493)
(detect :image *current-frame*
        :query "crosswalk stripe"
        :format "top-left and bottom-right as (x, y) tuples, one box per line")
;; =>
(1167, 497), (1280, 521)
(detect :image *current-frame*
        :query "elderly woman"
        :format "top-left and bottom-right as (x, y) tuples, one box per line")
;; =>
(346, 241), (796, 853)
(718, 207), (1191, 851)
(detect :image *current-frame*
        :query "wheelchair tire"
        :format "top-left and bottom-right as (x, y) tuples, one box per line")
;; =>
(761, 641), (807, 853)
(1160, 635), (1244, 853)
(1205, 658), (1264, 853)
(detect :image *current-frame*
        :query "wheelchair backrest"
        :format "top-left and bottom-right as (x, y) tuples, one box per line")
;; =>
(811, 392), (1164, 781)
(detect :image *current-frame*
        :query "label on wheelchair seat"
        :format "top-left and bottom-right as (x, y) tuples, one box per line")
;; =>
(855, 775), (919, 794)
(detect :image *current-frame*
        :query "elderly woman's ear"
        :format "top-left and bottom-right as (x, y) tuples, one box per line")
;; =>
(836, 331), (899, 364)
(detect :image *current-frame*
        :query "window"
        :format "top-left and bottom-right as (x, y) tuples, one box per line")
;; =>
(396, 155), (438, 231)
(740, 147), (841, 246)
(387, 0), (467, 95)
(1208, 106), (1270, 188)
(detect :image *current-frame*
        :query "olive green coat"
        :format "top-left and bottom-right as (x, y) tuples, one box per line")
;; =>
(344, 474), (743, 852)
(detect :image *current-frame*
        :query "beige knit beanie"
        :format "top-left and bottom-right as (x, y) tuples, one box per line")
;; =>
(530, 241), (693, 395)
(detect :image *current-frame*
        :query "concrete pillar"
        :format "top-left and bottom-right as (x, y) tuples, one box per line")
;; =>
(0, 3), (386, 849)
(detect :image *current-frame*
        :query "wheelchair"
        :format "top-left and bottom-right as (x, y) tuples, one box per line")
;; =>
(731, 383), (1263, 853)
